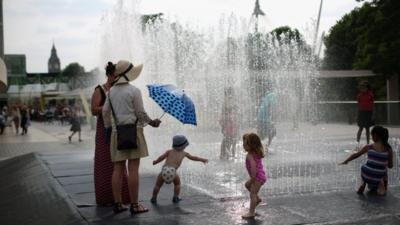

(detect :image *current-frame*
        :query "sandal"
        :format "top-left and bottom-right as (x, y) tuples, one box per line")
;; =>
(130, 203), (149, 215)
(113, 202), (128, 214)
(172, 196), (181, 203)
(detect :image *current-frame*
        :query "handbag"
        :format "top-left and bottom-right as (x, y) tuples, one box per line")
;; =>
(108, 93), (138, 151)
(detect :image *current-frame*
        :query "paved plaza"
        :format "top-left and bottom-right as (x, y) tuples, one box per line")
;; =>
(1, 122), (400, 225)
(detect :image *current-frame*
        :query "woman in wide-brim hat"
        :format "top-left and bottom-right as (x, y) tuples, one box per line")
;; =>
(103, 60), (161, 214)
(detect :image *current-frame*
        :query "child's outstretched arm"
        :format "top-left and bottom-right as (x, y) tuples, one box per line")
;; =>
(340, 145), (369, 165)
(186, 153), (208, 164)
(153, 150), (169, 165)
(247, 154), (257, 183)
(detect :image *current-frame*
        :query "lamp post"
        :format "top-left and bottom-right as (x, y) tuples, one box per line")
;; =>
(252, 0), (265, 33)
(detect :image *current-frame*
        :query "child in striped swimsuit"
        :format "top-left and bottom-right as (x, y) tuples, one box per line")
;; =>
(242, 133), (267, 219)
(341, 126), (393, 195)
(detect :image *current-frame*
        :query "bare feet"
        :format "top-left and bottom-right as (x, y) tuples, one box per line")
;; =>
(377, 182), (386, 196)
(256, 197), (262, 206)
(357, 183), (366, 195)
(242, 212), (255, 219)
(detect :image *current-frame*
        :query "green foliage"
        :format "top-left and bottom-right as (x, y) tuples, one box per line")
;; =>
(270, 26), (304, 46)
(62, 63), (85, 77)
(246, 26), (311, 71)
(141, 13), (163, 31)
(324, 0), (400, 75)
(141, 13), (163, 25)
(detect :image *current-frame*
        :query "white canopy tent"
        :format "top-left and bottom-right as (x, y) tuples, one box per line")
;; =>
(19, 84), (44, 97)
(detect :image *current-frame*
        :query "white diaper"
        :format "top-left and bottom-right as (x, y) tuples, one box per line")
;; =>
(161, 166), (176, 184)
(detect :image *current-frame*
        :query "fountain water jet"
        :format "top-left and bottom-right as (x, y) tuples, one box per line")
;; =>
(98, 0), (400, 198)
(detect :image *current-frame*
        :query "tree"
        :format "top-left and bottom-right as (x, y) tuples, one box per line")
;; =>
(62, 63), (85, 77)
(324, 0), (400, 76)
(270, 26), (304, 46)
(269, 26), (313, 69)
(354, 0), (400, 76)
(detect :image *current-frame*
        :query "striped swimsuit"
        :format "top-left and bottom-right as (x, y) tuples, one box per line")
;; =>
(361, 145), (389, 188)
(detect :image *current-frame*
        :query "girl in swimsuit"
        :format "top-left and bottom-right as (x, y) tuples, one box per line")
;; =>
(341, 126), (393, 196)
(242, 133), (267, 219)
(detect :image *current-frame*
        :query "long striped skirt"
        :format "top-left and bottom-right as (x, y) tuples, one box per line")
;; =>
(94, 116), (130, 205)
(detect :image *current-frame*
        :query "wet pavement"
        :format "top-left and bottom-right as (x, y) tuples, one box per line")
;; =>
(1, 122), (400, 224)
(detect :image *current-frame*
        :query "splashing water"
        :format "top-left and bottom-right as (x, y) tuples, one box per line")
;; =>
(98, 1), (400, 198)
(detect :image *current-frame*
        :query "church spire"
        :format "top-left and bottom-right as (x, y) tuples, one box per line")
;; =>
(48, 42), (61, 73)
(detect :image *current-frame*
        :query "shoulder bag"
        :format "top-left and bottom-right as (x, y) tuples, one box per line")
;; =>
(108, 92), (138, 151)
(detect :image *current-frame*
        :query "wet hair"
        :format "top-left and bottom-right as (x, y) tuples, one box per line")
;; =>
(105, 62), (116, 76)
(371, 125), (392, 150)
(243, 133), (265, 158)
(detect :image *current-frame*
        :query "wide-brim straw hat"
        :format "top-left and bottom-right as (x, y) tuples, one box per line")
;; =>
(113, 60), (143, 85)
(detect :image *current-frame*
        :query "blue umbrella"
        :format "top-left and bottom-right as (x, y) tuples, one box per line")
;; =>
(147, 84), (197, 125)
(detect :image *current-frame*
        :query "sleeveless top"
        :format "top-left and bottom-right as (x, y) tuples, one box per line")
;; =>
(246, 153), (267, 184)
(96, 85), (106, 107)
(361, 144), (390, 185)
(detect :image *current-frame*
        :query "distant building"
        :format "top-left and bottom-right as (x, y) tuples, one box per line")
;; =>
(48, 43), (61, 73)
(0, 0), (4, 59)
(4, 54), (26, 85)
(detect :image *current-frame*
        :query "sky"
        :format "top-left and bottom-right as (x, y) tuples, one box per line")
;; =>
(3, 0), (365, 73)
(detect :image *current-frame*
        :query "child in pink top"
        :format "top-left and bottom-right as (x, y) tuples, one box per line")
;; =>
(242, 133), (267, 219)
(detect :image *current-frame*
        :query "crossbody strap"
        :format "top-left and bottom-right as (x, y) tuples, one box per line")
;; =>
(107, 92), (119, 125)
(107, 90), (138, 126)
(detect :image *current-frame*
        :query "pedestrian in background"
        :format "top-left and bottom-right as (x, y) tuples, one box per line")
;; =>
(0, 111), (5, 135)
(219, 87), (239, 160)
(11, 105), (20, 135)
(20, 105), (29, 135)
(356, 81), (374, 145)
(257, 84), (277, 148)
(68, 107), (82, 142)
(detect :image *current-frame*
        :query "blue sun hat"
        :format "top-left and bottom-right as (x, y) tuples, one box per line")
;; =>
(172, 135), (189, 151)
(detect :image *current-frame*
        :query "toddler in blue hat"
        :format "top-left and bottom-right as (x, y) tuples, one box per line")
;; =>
(151, 135), (208, 203)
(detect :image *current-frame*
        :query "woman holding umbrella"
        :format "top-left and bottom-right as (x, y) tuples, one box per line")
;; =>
(103, 60), (161, 214)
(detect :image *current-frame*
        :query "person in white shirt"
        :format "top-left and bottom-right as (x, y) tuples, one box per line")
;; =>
(103, 60), (161, 215)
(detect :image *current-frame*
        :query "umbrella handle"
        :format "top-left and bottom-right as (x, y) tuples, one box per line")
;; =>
(159, 111), (166, 120)
(158, 98), (178, 120)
